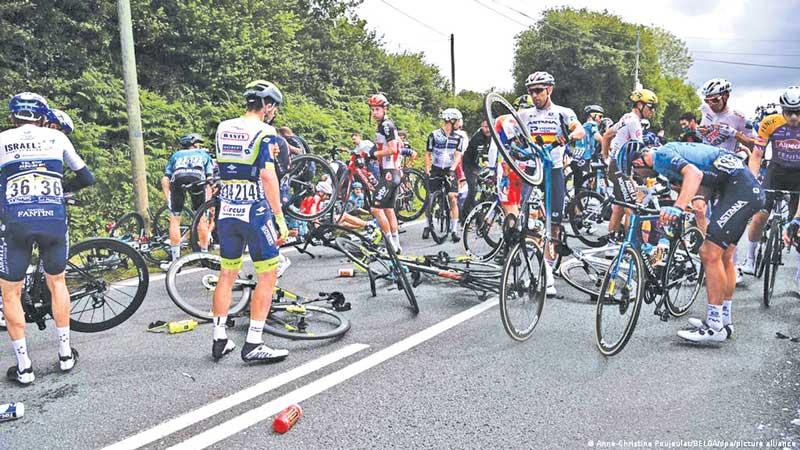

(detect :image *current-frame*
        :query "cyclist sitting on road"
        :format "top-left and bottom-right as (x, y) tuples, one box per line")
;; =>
(160, 133), (214, 270)
(426, 108), (466, 243)
(616, 140), (764, 343)
(0, 92), (96, 385)
(366, 93), (406, 253)
(743, 87), (800, 292)
(45, 108), (75, 135)
(211, 80), (290, 364)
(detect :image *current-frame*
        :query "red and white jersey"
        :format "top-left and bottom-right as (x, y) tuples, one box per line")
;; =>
(374, 117), (402, 170)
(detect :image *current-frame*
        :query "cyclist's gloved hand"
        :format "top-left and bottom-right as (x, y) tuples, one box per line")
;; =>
(659, 206), (683, 222)
(275, 213), (289, 241)
(716, 123), (737, 139)
(784, 218), (800, 248)
(447, 169), (457, 184)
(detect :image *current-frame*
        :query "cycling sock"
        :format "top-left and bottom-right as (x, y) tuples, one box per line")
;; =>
(747, 240), (758, 262)
(450, 219), (459, 232)
(170, 245), (180, 261)
(722, 300), (732, 326)
(706, 304), (724, 331)
(200, 247), (208, 253)
(391, 233), (400, 247)
(56, 326), (71, 358)
(12, 338), (31, 370)
(246, 319), (265, 344)
(213, 316), (228, 340)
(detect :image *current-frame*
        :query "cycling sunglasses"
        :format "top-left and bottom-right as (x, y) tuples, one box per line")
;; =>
(528, 87), (548, 95)
(784, 109), (800, 117)
(704, 96), (723, 105)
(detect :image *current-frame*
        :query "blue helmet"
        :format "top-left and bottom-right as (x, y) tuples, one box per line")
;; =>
(352, 182), (363, 189)
(615, 140), (646, 177)
(179, 133), (204, 148)
(9, 92), (49, 122)
(46, 108), (75, 134)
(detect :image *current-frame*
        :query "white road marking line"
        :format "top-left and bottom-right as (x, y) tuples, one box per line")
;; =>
(103, 344), (369, 450)
(168, 298), (499, 450)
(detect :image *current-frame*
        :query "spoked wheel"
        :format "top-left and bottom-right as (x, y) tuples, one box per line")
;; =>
(559, 256), (610, 299)
(763, 222), (783, 307)
(568, 190), (612, 247)
(190, 197), (220, 253)
(484, 92), (543, 185)
(595, 246), (644, 356)
(499, 238), (546, 341)
(265, 304), (350, 340)
(754, 232), (767, 278)
(108, 212), (144, 240)
(664, 227), (705, 317)
(165, 252), (252, 320)
(427, 190), (450, 244)
(395, 168), (427, 222)
(462, 201), (505, 261)
(150, 205), (193, 266)
(282, 154), (339, 221)
(67, 238), (149, 332)
(382, 232), (418, 314)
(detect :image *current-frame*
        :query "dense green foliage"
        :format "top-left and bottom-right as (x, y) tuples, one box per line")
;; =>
(0, 3), (699, 239)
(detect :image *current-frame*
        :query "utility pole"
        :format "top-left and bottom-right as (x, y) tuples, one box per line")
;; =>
(450, 33), (456, 95)
(633, 27), (642, 91)
(117, 0), (150, 228)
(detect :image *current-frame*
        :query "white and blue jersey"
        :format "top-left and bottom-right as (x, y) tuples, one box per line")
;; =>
(0, 124), (87, 223)
(165, 148), (214, 182)
(426, 128), (464, 169)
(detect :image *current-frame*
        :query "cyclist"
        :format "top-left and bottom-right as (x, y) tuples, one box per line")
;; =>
(603, 88), (657, 241)
(460, 119), (492, 222)
(160, 133), (215, 270)
(211, 80), (289, 364)
(0, 92), (96, 384)
(742, 87), (800, 291)
(571, 104), (604, 192)
(616, 140), (763, 342)
(515, 72), (584, 296)
(351, 131), (380, 182)
(698, 79), (753, 153)
(366, 93), (404, 252)
(426, 108), (466, 242)
(45, 108), (75, 135)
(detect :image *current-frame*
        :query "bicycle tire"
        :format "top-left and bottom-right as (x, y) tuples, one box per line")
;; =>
(149, 205), (193, 266)
(595, 246), (644, 356)
(67, 238), (149, 333)
(484, 92), (543, 185)
(189, 197), (220, 253)
(108, 212), (145, 240)
(462, 201), (505, 261)
(383, 232), (419, 314)
(499, 238), (546, 341)
(165, 252), (252, 320)
(763, 222), (782, 307)
(755, 233), (767, 279)
(427, 190), (450, 244)
(568, 190), (612, 248)
(282, 154), (339, 221)
(395, 168), (427, 222)
(559, 257), (609, 298)
(664, 227), (705, 317)
(265, 304), (350, 340)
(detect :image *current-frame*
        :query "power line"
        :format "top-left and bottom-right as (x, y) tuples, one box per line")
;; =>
(684, 36), (800, 43)
(377, 0), (448, 38)
(693, 58), (800, 69)
(490, 0), (537, 22)
(691, 49), (800, 57)
(471, 0), (529, 27)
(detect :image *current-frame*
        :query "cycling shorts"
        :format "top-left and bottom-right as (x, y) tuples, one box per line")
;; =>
(497, 161), (523, 207)
(762, 163), (800, 217)
(0, 220), (68, 282)
(706, 169), (765, 250)
(373, 169), (401, 209)
(169, 177), (208, 216)
(217, 202), (280, 273)
(429, 166), (457, 194)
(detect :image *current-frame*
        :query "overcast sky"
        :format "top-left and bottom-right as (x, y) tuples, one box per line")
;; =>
(357, 0), (800, 119)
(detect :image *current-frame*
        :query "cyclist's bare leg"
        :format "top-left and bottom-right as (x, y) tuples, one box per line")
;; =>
(692, 198), (708, 234)
(609, 204), (624, 235)
(1, 280), (25, 340)
(250, 269), (277, 322)
(212, 268), (238, 318)
(385, 208), (399, 234)
(699, 240), (726, 307)
(44, 272), (69, 328)
(722, 245), (737, 300)
(371, 207), (391, 234)
(747, 210), (767, 242)
(448, 192), (459, 229)
(197, 215), (210, 250)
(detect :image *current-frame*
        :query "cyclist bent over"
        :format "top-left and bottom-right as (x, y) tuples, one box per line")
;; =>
(160, 133), (214, 270)
(616, 140), (764, 343)
(211, 80), (289, 363)
(1, 92), (96, 384)
(426, 108), (465, 243)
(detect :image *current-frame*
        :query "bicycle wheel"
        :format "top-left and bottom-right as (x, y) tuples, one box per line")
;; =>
(395, 168), (427, 222)
(664, 227), (705, 317)
(108, 212), (144, 240)
(595, 246), (644, 356)
(165, 252), (252, 320)
(189, 197), (220, 253)
(330, 227), (382, 272)
(282, 154), (339, 221)
(559, 256), (610, 298)
(265, 304), (350, 340)
(383, 232), (419, 314)
(67, 238), (149, 333)
(330, 175), (351, 225)
(462, 201), (505, 261)
(484, 92), (543, 185)
(499, 238), (546, 341)
(149, 205), (193, 266)
(427, 190), (450, 244)
(754, 232), (767, 279)
(763, 222), (782, 307)
(568, 190), (612, 248)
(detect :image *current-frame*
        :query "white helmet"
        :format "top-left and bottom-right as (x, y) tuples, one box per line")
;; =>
(525, 71), (555, 87)
(779, 86), (800, 109)
(315, 180), (333, 195)
(440, 108), (463, 122)
(701, 78), (732, 97)
(640, 119), (650, 130)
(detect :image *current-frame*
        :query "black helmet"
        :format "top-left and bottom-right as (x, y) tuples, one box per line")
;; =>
(179, 133), (204, 148)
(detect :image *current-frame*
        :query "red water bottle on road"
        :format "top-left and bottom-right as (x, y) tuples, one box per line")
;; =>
(273, 404), (303, 434)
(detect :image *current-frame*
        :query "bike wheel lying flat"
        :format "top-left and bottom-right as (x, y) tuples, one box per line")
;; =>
(462, 201), (504, 261)
(499, 238), (546, 341)
(67, 238), (149, 333)
(265, 304), (350, 340)
(165, 252), (251, 320)
(559, 256), (609, 298)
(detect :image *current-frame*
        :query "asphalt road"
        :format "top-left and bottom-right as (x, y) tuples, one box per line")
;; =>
(1, 220), (800, 450)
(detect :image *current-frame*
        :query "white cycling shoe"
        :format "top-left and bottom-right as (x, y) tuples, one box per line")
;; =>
(738, 259), (756, 276)
(687, 318), (733, 340)
(544, 263), (557, 297)
(677, 321), (729, 343)
(735, 267), (744, 286)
